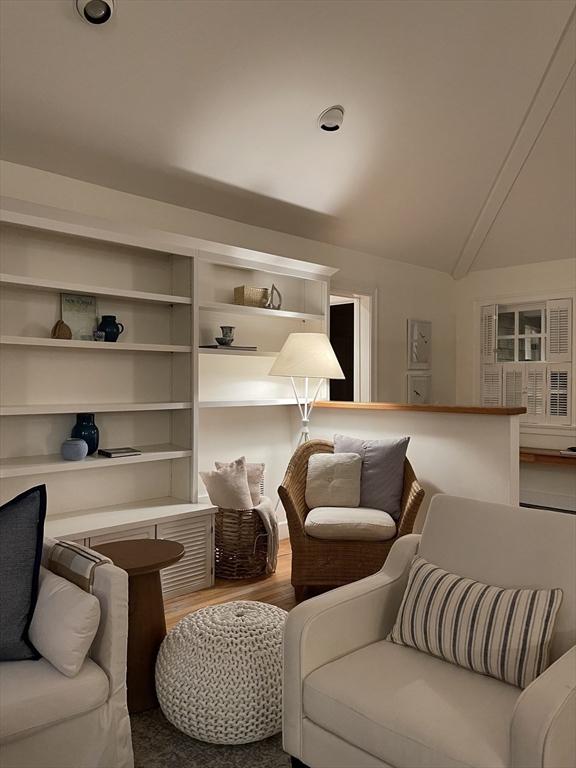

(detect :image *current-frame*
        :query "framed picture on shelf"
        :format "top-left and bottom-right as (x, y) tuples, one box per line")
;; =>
(407, 318), (431, 369)
(61, 293), (97, 340)
(406, 373), (432, 405)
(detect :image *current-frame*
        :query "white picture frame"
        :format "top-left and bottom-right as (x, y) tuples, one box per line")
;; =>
(61, 293), (98, 340)
(407, 318), (432, 369)
(407, 373), (432, 404)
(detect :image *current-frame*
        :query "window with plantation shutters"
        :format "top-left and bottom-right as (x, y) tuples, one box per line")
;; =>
(548, 365), (571, 425)
(525, 365), (546, 422)
(502, 366), (523, 408)
(480, 304), (497, 364)
(481, 364), (502, 407)
(479, 297), (573, 425)
(547, 299), (572, 363)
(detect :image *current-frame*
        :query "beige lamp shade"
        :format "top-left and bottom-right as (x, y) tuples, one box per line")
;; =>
(269, 333), (345, 379)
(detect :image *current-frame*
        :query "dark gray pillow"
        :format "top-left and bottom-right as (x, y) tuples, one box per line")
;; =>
(0, 485), (47, 661)
(334, 435), (409, 519)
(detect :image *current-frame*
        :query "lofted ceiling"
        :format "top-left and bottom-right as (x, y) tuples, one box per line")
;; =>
(0, 0), (574, 275)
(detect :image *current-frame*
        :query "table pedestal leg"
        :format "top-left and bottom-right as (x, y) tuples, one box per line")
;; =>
(126, 570), (166, 713)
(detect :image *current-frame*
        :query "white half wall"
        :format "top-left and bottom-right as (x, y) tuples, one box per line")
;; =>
(307, 407), (521, 531)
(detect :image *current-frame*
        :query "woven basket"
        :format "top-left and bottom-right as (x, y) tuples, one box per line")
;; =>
(234, 286), (269, 308)
(215, 507), (268, 579)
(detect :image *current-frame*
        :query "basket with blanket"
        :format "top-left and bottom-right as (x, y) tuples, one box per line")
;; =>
(200, 457), (278, 579)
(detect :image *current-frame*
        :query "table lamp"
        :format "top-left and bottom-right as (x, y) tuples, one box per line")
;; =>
(269, 332), (344, 442)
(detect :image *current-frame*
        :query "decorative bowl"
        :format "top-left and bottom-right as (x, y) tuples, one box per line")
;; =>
(215, 337), (234, 346)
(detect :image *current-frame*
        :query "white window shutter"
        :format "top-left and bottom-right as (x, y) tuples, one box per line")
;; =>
(480, 304), (497, 364)
(524, 365), (546, 423)
(481, 364), (502, 407)
(502, 366), (524, 408)
(546, 299), (572, 362)
(547, 365), (571, 425)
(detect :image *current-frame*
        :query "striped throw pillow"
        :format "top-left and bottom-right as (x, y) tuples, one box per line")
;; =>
(388, 556), (562, 688)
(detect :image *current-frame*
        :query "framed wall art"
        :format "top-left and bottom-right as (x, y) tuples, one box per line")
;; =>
(407, 318), (431, 370)
(406, 373), (432, 404)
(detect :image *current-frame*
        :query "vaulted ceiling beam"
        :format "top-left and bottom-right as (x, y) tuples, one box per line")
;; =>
(452, 10), (575, 280)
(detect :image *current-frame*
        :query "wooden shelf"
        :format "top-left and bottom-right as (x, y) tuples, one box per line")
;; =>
(199, 301), (322, 322)
(520, 447), (576, 467)
(199, 348), (278, 357)
(0, 336), (191, 353)
(315, 401), (527, 416)
(0, 273), (192, 305)
(199, 398), (295, 408)
(44, 497), (216, 539)
(0, 444), (193, 478)
(0, 402), (193, 416)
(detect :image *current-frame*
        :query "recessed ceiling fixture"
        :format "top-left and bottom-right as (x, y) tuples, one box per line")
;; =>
(75, 0), (114, 25)
(318, 105), (344, 132)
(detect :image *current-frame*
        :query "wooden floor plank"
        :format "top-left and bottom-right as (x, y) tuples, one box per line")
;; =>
(165, 539), (295, 629)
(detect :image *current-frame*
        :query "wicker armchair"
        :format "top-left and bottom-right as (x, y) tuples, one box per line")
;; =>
(278, 439), (424, 599)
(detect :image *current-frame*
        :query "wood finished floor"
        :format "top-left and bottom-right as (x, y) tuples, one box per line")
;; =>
(164, 538), (295, 630)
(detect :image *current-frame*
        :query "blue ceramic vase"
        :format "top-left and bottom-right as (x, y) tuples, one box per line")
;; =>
(61, 438), (88, 461)
(71, 413), (99, 455)
(97, 315), (124, 342)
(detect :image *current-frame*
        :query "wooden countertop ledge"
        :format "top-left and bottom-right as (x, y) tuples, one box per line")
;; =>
(315, 401), (526, 416)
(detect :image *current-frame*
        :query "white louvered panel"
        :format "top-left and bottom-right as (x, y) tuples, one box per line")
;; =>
(524, 365), (546, 423)
(546, 299), (572, 363)
(502, 366), (524, 408)
(88, 525), (156, 547)
(480, 304), (497, 364)
(158, 514), (214, 597)
(548, 365), (571, 425)
(480, 364), (502, 407)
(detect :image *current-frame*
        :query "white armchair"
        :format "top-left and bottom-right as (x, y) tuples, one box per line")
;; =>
(283, 494), (576, 768)
(0, 538), (134, 768)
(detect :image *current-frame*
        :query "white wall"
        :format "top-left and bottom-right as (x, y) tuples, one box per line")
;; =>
(0, 160), (457, 405)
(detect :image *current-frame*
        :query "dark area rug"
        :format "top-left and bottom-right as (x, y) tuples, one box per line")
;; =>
(131, 708), (291, 768)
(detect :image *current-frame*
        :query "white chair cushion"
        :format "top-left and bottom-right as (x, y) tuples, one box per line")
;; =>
(29, 567), (101, 678)
(304, 640), (520, 768)
(304, 507), (397, 541)
(0, 658), (109, 742)
(305, 453), (362, 509)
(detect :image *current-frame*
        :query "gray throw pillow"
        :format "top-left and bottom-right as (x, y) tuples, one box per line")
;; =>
(334, 434), (409, 519)
(0, 485), (47, 661)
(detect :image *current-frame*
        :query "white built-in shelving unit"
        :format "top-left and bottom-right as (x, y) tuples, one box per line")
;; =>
(0, 197), (335, 596)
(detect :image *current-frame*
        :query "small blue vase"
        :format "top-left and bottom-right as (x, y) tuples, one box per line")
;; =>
(61, 438), (88, 461)
(71, 413), (99, 455)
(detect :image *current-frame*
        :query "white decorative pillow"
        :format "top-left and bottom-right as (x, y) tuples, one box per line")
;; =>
(388, 556), (563, 689)
(201, 457), (253, 510)
(305, 453), (362, 509)
(215, 459), (264, 507)
(29, 567), (100, 678)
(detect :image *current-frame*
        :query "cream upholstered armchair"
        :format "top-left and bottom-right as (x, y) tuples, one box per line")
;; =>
(0, 537), (133, 768)
(283, 494), (576, 768)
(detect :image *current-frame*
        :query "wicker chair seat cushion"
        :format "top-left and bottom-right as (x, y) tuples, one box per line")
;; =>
(304, 507), (397, 541)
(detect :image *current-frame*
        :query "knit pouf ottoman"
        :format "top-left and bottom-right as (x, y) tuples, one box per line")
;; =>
(155, 600), (287, 744)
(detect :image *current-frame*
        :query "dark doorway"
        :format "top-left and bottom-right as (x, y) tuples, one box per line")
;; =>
(330, 302), (355, 401)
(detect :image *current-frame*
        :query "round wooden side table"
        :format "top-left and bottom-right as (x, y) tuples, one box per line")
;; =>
(92, 538), (184, 714)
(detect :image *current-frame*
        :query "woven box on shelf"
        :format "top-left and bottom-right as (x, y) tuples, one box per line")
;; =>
(233, 286), (269, 308)
(215, 507), (268, 579)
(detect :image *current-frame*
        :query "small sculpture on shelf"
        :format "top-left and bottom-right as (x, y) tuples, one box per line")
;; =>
(50, 320), (72, 339)
(215, 326), (235, 346)
(71, 413), (99, 455)
(265, 283), (282, 311)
